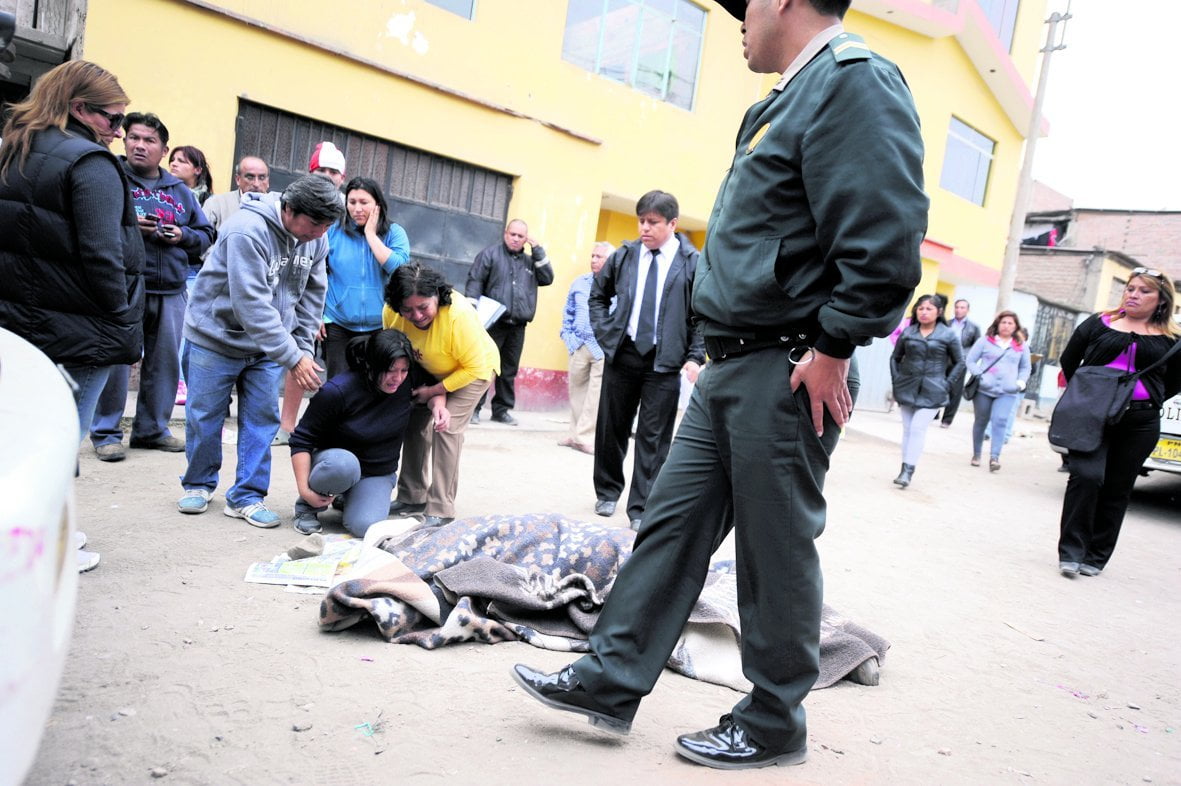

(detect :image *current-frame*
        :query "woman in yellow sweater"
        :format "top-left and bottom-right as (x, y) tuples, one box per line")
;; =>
(382, 263), (499, 525)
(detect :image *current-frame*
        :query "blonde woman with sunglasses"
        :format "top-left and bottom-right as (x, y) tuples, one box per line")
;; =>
(0, 61), (144, 444)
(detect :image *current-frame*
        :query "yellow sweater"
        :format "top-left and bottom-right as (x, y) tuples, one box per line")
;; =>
(382, 294), (499, 392)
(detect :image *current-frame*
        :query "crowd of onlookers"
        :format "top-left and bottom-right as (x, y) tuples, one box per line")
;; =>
(0, 59), (683, 571)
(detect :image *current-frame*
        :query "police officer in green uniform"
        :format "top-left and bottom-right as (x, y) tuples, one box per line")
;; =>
(511, 0), (928, 770)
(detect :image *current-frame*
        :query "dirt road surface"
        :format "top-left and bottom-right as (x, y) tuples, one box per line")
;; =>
(25, 404), (1181, 785)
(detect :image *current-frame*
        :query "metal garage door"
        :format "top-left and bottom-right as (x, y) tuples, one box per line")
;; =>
(232, 100), (513, 287)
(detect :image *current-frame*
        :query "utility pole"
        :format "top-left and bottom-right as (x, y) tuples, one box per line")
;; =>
(996, 2), (1072, 312)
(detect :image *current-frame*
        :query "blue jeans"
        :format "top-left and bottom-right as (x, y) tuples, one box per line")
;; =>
(180, 342), (283, 508)
(972, 392), (1018, 460)
(91, 292), (186, 446)
(62, 364), (116, 440)
(294, 448), (397, 537)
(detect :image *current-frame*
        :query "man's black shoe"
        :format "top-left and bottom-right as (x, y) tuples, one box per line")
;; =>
(594, 499), (616, 517)
(491, 412), (519, 426)
(511, 664), (632, 735)
(675, 714), (807, 770)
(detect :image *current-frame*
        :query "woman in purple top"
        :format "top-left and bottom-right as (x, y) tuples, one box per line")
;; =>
(289, 329), (448, 537)
(1056, 269), (1181, 578)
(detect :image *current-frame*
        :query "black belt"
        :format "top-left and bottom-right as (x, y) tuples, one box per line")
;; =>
(704, 329), (814, 361)
(1126, 400), (1158, 411)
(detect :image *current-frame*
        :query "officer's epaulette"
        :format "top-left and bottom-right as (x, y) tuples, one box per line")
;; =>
(829, 32), (872, 63)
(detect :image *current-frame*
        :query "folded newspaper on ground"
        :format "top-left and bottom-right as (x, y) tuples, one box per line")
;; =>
(244, 535), (362, 588)
(474, 296), (507, 329)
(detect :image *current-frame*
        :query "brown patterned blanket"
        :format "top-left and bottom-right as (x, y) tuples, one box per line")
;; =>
(319, 513), (888, 692)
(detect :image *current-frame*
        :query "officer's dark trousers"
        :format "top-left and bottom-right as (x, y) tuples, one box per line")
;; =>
(592, 339), (680, 520)
(1058, 406), (1159, 570)
(477, 320), (526, 417)
(574, 347), (845, 751)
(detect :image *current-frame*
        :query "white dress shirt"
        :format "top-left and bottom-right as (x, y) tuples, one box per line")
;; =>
(627, 234), (681, 345)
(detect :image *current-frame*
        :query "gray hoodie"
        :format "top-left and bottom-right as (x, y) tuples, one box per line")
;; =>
(184, 195), (327, 369)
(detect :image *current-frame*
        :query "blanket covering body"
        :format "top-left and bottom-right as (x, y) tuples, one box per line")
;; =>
(320, 514), (889, 692)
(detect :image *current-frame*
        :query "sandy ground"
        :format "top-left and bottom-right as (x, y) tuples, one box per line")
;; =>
(24, 399), (1181, 786)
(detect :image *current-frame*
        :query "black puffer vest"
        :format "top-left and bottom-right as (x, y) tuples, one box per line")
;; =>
(0, 122), (144, 365)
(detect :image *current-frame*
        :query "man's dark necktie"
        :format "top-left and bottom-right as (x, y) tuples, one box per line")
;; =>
(634, 250), (659, 355)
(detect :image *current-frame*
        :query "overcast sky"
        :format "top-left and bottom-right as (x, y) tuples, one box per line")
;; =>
(1030, 0), (1181, 211)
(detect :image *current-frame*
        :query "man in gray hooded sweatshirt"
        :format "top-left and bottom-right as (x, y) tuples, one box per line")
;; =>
(177, 175), (343, 527)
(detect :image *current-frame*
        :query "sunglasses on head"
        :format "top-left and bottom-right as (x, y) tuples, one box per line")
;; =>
(85, 104), (125, 130)
(1131, 267), (1163, 279)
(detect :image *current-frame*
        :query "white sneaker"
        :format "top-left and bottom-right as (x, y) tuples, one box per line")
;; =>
(178, 488), (213, 514)
(74, 531), (87, 550)
(224, 501), (281, 528)
(77, 549), (100, 572)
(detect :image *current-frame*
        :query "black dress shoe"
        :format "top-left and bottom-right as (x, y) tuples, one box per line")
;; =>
(422, 515), (454, 527)
(491, 412), (519, 426)
(594, 499), (616, 517)
(675, 714), (807, 770)
(511, 664), (632, 735)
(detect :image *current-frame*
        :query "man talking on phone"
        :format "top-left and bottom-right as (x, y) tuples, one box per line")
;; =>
(89, 112), (214, 461)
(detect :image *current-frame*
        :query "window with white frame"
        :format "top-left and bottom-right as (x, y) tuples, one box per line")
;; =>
(562, 0), (706, 111)
(424, 0), (474, 19)
(977, 0), (1019, 51)
(939, 117), (995, 206)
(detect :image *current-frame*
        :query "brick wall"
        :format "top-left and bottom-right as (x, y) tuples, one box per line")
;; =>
(1064, 211), (1181, 279)
(1015, 248), (1099, 310)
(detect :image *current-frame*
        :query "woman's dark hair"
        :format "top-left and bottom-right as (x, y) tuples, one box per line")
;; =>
(342, 176), (390, 236)
(986, 310), (1025, 343)
(383, 263), (453, 314)
(908, 294), (946, 326)
(345, 328), (414, 393)
(169, 145), (213, 194)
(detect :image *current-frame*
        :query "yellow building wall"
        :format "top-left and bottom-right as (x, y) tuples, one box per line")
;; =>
(1008, 0), (1050, 87)
(80, 0), (760, 384)
(1096, 258), (1130, 312)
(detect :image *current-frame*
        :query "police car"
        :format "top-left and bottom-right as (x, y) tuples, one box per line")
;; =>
(1144, 394), (1181, 474)
(0, 327), (80, 785)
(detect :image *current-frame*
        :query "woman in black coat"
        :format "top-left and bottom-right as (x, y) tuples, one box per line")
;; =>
(1056, 269), (1181, 578)
(0, 60), (144, 439)
(889, 294), (964, 488)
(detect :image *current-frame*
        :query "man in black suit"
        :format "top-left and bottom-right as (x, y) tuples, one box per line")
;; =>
(941, 298), (982, 427)
(588, 190), (704, 530)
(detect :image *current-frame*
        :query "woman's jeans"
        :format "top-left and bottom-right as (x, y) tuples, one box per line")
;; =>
(898, 405), (938, 466)
(972, 392), (1018, 460)
(62, 364), (115, 440)
(294, 448), (397, 537)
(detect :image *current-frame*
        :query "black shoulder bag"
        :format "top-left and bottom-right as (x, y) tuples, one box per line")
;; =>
(1048, 338), (1181, 452)
(962, 346), (1009, 401)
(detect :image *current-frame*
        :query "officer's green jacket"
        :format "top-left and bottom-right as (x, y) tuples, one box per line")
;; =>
(693, 33), (928, 359)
